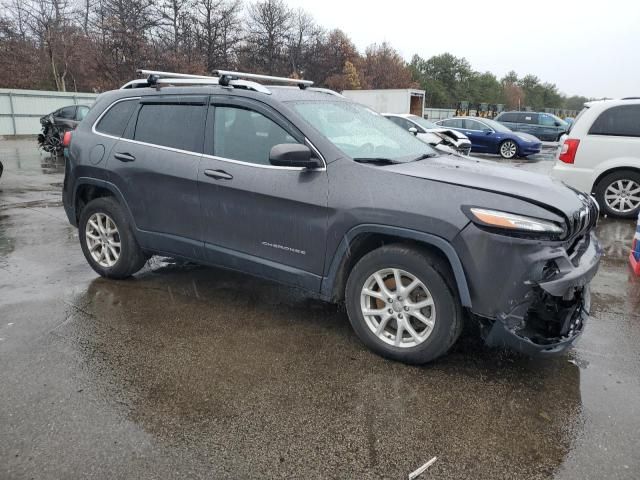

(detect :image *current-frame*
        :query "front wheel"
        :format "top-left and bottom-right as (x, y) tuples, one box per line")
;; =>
(345, 245), (463, 364)
(595, 170), (640, 219)
(79, 197), (147, 278)
(499, 140), (518, 159)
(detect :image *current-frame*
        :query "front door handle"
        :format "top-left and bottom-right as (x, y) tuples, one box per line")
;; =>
(114, 152), (135, 162)
(204, 169), (233, 180)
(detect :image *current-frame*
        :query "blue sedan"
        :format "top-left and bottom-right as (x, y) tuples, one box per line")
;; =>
(435, 117), (541, 159)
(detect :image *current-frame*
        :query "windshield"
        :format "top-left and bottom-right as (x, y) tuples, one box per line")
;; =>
(480, 118), (512, 133)
(407, 115), (438, 130)
(290, 101), (438, 162)
(550, 114), (568, 127)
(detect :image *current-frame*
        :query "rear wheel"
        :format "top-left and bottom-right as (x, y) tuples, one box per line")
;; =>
(345, 245), (463, 364)
(595, 170), (640, 219)
(79, 197), (147, 278)
(499, 140), (518, 159)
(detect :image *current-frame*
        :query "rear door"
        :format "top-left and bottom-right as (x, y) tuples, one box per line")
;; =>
(106, 95), (207, 258)
(516, 113), (538, 137)
(462, 119), (492, 152)
(198, 96), (329, 291)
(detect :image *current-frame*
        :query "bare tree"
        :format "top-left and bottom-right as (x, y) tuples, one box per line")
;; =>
(286, 7), (321, 77)
(241, 0), (291, 75)
(194, 0), (242, 72)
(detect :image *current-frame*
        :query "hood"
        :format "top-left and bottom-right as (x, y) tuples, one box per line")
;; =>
(513, 131), (541, 143)
(383, 154), (584, 218)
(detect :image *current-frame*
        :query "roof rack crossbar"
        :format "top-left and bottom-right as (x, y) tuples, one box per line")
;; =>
(213, 70), (313, 89)
(135, 69), (272, 94)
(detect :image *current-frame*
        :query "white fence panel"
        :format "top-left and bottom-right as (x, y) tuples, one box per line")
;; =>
(0, 89), (99, 136)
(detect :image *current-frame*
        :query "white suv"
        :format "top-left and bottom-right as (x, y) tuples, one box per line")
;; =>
(551, 98), (640, 218)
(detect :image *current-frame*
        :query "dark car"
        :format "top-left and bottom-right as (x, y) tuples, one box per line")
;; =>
(38, 104), (91, 155)
(44, 104), (91, 130)
(435, 117), (542, 159)
(62, 70), (601, 364)
(495, 111), (568, 142)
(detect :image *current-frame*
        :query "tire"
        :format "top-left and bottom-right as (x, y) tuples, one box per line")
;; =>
(594, 170), (640, 219)
(78, 197), (147, 278)
(345, 244), (463, 364)
(499, 139), (518, 159)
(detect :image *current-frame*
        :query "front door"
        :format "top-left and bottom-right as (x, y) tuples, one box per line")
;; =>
(106, 95), (207, 258)
(463, 119), (492, 152)
(198, 97), (329, 291)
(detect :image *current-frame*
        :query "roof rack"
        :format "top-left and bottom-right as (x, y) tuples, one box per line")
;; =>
(127, 69), (314, 95)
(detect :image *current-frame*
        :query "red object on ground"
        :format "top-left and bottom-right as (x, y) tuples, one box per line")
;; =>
(631, 253), (640, 275)
(630, 214), (640, 276)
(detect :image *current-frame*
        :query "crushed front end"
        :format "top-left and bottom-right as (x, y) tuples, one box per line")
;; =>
(455, 198), (601, 356)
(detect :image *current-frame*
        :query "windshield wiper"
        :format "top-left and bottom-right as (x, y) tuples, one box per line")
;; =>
(353, 157), (397, 165)
(410, 153), (439, 162)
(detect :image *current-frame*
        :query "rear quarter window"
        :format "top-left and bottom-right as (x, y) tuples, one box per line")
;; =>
(588, 105), (640, 137)
(498, 112), (517, 123)
(95, 99), (138, 137)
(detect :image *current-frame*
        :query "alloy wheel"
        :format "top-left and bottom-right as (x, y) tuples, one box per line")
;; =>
(604, 179), (640, 213)
(360, 268), (436, 348)
(500, 141), (517, 159)
(85, 212), (121, 267)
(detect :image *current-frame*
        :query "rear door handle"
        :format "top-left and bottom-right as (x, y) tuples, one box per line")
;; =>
(204, 169), (233, 180)
(114, 152), (135, 162)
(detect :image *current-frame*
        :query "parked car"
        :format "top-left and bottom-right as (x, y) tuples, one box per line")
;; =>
(435, 117), (542, 159)
(63, 70), (601, 364)
(551, 98), (640, 218)
(495, 111), (568, 142)
(37, 104), (90, 155)
(383, 113), (472, 156)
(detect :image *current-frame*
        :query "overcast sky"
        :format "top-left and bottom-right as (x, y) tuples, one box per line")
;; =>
(285, 0), (640, 98)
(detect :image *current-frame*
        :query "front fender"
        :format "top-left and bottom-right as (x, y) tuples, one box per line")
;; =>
(320, 224), (472, 307)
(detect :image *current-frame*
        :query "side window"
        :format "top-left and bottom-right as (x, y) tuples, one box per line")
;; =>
(387, 116), (409, 130)
(133, 102), (206, 152)
(443, 119), (463, 128)
(589, 105), (640, 137)
(539, 114), (555, 126)
(464, 119), (483, 130)
(76, 105), (89, 121)
(213, 106), (299, 165)
(58, 106), (76, 119)
(518, 113), (536, 124)
(95, 99), (138, 137)
(499, 113), (517, 123)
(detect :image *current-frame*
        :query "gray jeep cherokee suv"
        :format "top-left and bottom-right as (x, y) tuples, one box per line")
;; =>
(62, 71), (601, 364)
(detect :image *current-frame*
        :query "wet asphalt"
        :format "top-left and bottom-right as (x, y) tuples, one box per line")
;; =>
(0, 139), (638, 480)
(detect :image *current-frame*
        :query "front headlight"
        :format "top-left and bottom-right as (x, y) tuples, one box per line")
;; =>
(468, 208), (565, 238)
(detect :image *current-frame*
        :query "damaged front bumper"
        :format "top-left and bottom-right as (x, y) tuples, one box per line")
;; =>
(455, 226), (602, 356)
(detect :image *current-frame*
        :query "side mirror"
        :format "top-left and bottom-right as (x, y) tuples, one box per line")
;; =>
(554, 121), (562, 127)
(408, 127), (418, 136)
(483, 128), (492, 135)
(269, 144), (321, 168)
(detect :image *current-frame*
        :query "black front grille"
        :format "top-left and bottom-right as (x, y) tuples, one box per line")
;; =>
(567, 195), (598, 240)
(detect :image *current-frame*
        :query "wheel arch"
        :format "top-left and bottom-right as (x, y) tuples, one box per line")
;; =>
(73, 178), (136, 228)
(591, 166), (640, 193)
(321, 225), (472, 308)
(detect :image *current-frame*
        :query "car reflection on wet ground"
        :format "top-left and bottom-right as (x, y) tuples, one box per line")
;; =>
(1, 139), (638, 479)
